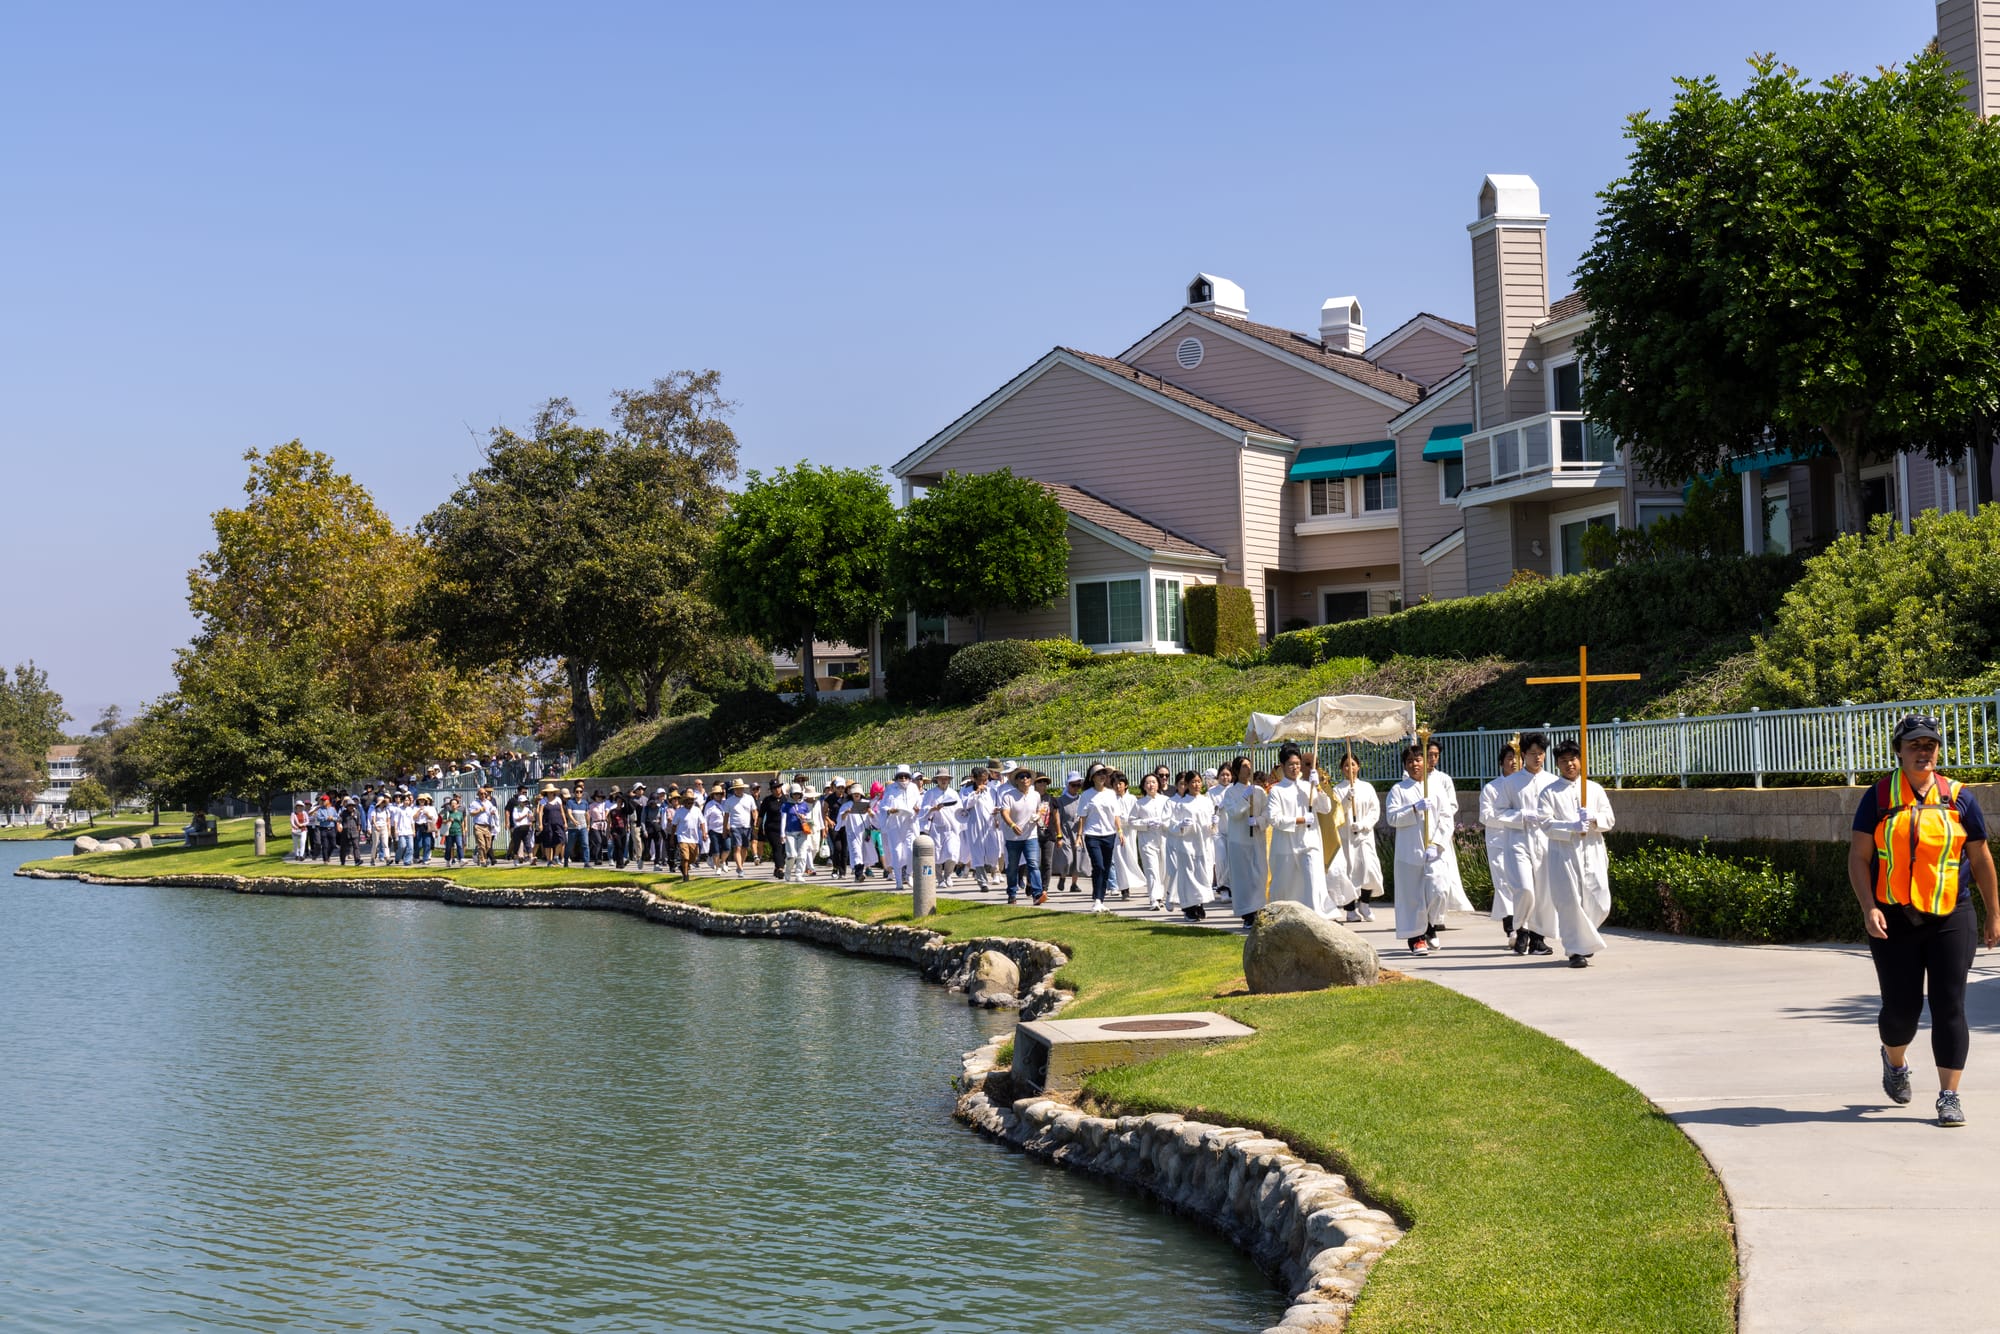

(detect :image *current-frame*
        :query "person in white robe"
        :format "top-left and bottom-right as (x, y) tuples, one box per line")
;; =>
(958, 770), (1000, 893)
(1208, 766), (1231, 892)
(839, 792), (877, 880)
(1329, 752), (1381, 922)
(1217, 758), (1269, 918)
(1111, 772), (1147, 907)
(1385, 745), (1453, 954)
(1129, 773), (1173, 910)
(1538, 740), (1615, 966)
(1479, 743), (1523, 935)
(1264, 745), (1333, 917)
(918, 771), (962, 888)
(1186, 772), (1219, 894)
(1166, 773), (1218, 919)
(876, 768), (922, 890)
(1426, 742), (1474, 915)
(1497, 734), (1559, 956)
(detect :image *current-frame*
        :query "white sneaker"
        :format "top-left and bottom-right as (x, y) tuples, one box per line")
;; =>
(1357, 904), (1374, 921)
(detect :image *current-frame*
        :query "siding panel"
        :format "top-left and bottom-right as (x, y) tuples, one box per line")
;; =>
(1370, 327), (1471, 386)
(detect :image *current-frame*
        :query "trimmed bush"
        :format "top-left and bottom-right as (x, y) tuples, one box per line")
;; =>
(1186, 584), (1258, 658)
(1029, 637), (1097, 672)
(1608, 840), (1810, 943)
(1273, 555), (1798, 666)
(885, 640), (962, 706)
(708, 688), (797, 756)
(941, 639), (1043, 703)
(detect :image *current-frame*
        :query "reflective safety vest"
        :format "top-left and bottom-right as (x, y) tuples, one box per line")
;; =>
(1873, 772), (1968, 916)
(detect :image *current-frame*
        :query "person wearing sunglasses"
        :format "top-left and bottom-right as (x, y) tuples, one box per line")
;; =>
(1849, 715), (2000, 1127)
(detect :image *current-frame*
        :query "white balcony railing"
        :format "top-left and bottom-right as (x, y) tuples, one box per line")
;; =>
(1469, 411), (1617, 483)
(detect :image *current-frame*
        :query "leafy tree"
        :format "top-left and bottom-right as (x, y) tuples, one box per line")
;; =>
(65, 777), (110, 824)
(79, 709), (151, 815)
(1577, 50), (2000, 533)
(709, 465), (897, 699)
(0, 740), (38, 811)
(0, 661), (70, 769)
(415, 376), (739, 755)
(1580, 475), (1751, 567)
(888, 469), (1069, 640)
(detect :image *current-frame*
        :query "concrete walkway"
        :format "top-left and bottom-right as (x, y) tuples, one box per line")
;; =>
(913, 872), (2000, 1333)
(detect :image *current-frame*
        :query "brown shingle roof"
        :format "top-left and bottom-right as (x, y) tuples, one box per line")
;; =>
(1411, 312), (1476, 338)
(1041, 481), (1223, 561)
(46, 744), (80, 760)
(1188, 312), (1424, 404)
(1543, 291), (1588, 325)
(1061, 348), (1289, 438)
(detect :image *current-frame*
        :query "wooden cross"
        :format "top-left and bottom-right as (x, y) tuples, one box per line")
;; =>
(1524, 646), (1641, 799)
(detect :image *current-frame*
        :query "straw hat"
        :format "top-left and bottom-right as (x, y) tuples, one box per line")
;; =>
(729, 778), (749, 791)
(540, 784), (558, 795)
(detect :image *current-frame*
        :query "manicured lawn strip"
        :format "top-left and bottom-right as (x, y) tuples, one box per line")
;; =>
(27, 832), (1736, 1333)
(0, 812), (194, 842)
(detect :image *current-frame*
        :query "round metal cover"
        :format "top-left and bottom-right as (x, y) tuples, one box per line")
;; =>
(1100, 1018), (1210, 1033)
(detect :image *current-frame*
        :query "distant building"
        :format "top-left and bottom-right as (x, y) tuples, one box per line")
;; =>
(33, 744), (84, 821)
(772, 641), (869, 690)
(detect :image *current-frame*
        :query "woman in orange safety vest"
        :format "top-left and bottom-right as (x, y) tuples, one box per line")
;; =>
(1848, 715), (1999, 1128)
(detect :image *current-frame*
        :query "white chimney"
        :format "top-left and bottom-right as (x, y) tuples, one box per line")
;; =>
(1319, 297), (1366, 354)
(1186, 273), (1248, 319)
(1937, 0), (2000, 117)
(1469, 173), (1550, 428)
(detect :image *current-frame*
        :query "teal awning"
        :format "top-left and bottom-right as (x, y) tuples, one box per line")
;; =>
(1289, 440), (1397, 481)
(1728, 441), (1826, 474)
(1422, 424), (1472, 462)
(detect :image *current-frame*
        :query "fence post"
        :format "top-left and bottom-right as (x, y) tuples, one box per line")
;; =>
(1613, 718), (1624, 788)
(1750, 707), (1765, 789)
(1676, 712), (1688, 789)
(1842, 700), (1857, 787)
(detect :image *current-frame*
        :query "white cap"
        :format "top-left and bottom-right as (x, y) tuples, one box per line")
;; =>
(1065, 770), (1083, 784)
(787, 783), (803, 795)
(894, 766), (912, 778)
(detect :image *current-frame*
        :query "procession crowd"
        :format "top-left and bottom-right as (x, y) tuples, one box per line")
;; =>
(284, 734), (1616, 964)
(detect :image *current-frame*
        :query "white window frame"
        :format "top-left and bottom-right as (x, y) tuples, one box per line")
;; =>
(1152, 575), (1189, 650)
(1437, 454), (1464, 504)
(1550, 502), (1620, 576)
(1360, 472), (1398, 514)
(1545, 353), (1581, 414)
(1072, 569), (1190, 653)
(1305, 477), (1346, 517)
(1635, 499), (1683, 529)
(1763, 480), (1793, 555)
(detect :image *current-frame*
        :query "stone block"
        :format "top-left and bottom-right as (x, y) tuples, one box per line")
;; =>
(1011, 1012), (1257, 1094)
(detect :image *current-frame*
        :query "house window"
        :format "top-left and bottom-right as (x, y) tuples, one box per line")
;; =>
(1439, 457), (1463, 500)
(1154, 578), (1185, 644)
(1307, 478), (1345, 516)
(1637, 500), (1683, 529)
(1555, 509), (1617, 575)
(1075, 577), (1144, 646)
(1362, 474), (1397, 512)
(1323, 590), (1369, 624)
(1765, 482), (1792, 555)
(913, 612), (948, 644)
(1551, 360), (1583, 412)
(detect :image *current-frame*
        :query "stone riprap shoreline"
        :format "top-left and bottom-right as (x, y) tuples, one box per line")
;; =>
(18, 864), (1400, 1334)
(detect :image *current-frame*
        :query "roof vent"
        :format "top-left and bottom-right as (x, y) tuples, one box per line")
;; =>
(1175, 337), (1205, 370)
(1186, 273), (1248, 320)
(1320, 297), (1366, 355)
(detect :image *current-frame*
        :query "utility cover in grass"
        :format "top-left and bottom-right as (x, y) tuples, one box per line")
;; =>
(1245, 901), (1378, 993)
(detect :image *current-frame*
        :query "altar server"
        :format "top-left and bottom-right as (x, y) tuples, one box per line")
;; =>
(1479, 743), (1523, 936)
(1110, 772), (1147, 906)
(1497, 734), (1559, 956)
(1264, 744), (1333, 916)
(1386, 745), (1453, 954)
(1538, 740), (1615, 967)
(1129, 772), (1174, 910)
(1330, 751), (1381, 922)
(877, 767), (922, 890)
(958, 769), (1000, 893)
(1218, 757), (1268, 919)
(1426, 740), (1473, 915)
(1167, 771), (1219, 920)
(919, 770), (963, 888)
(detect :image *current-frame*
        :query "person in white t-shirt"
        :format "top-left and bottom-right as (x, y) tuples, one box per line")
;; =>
(996, 767), (1046, 906)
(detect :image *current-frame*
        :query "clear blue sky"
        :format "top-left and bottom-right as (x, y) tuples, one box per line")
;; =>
(0, 0), (1933, 727)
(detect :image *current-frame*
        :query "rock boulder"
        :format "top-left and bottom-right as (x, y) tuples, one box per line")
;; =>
(1244, 901), (1378, 993)
(967, 948), (1021, 1007)
(71, 836), (100, 856)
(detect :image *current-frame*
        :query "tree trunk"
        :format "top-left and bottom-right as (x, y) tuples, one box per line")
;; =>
(565, 658), (600, 758)
(801, 635), (819, 703)
(640, 667), (666, 723)
(1827, 424), (1868, 535)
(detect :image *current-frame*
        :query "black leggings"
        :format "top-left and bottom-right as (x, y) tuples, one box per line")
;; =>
(1868, 903), (1978, 1069)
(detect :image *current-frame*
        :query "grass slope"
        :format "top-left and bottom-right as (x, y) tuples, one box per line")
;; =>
(26, 828), (1736, 1333)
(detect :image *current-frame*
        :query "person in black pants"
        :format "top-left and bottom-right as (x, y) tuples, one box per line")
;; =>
(1849, 714), (1999, 1127)
(758, 780), (785, 876)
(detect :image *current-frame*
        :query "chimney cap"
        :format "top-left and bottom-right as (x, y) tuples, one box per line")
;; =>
(1477, 174), (1543, 220)
(1186, 273), (1248, 319)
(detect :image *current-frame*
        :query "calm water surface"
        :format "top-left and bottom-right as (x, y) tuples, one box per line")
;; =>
(0, 843), (1282, 1333)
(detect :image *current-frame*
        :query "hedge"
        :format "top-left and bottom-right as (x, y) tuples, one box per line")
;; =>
(941, 639), (1043, 703)
(885, 641), (962, 705)
(1268, 555), (1800, 666)
(1186, 584), (1258, 658)
(1029, 637), (1097, 671)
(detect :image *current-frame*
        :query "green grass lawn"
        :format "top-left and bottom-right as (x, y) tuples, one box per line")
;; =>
(24, 827), (1736, 1333)
(0, 812), (195, 842)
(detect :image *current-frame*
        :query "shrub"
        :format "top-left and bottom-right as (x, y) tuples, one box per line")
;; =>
(840, 670), (871, 688)
(1267, 628), (1321, 667)
(1272, 555), (1798, 665)
(1028, 637), (1097, 672)
(885, 640), (962, 706)
(708, 688), (797, 756)
(941, 639), (1044, 703)
(1185, 584), (1258, 658)
(1607, 840), (1809, 943)
(1747, 505), (2000, 707)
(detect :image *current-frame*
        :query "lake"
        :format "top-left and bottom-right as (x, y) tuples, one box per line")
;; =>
(0, 843), (1282, 1332)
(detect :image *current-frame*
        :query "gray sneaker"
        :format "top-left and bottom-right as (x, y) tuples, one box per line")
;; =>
(1881, 1047), (1913, 1105)
(1938, 1090), (1966, 1128)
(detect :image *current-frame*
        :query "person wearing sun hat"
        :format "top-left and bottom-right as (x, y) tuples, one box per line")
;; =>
(877, 766), (922, 891)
